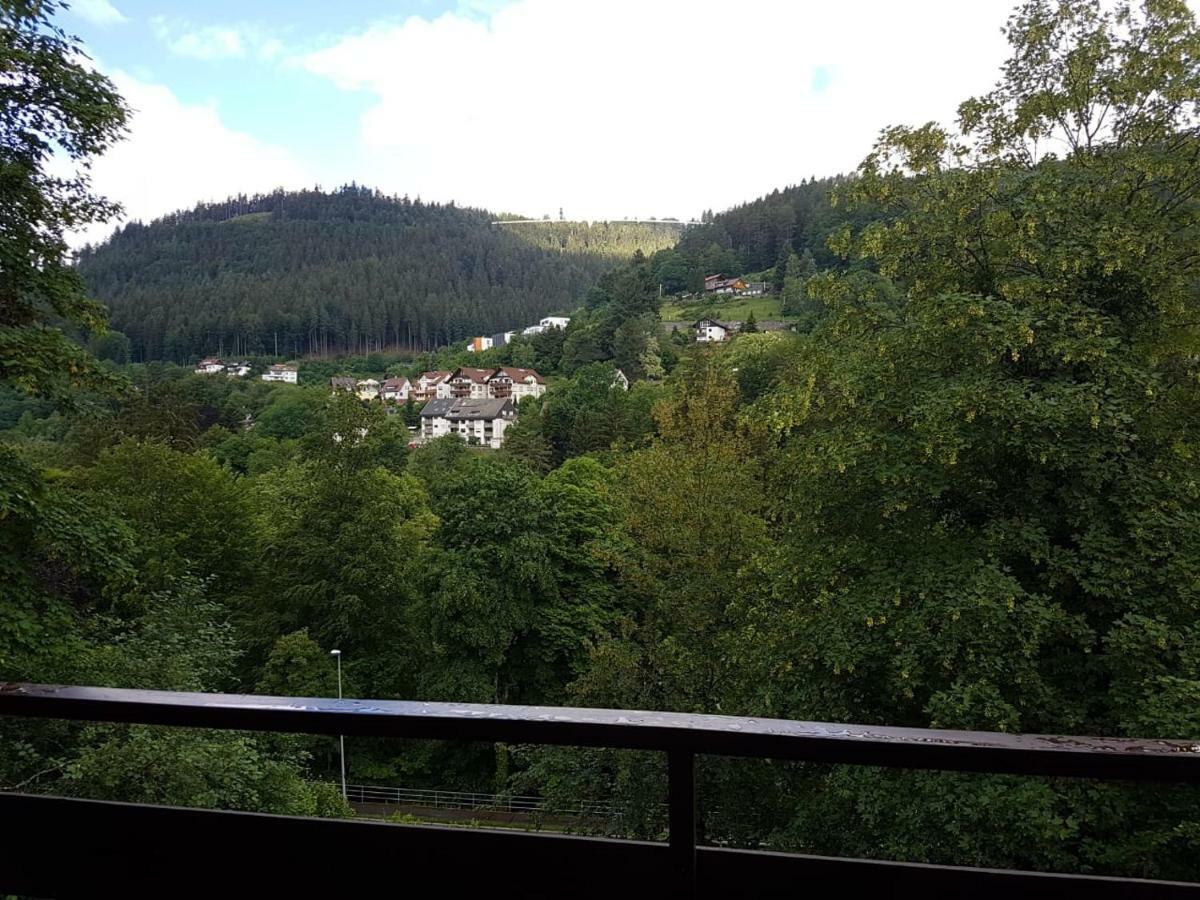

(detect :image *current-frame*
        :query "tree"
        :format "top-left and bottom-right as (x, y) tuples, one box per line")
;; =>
(742, 0), (1200, 877)
(0, 0), (128, 403)
(740, 311), (758, 333)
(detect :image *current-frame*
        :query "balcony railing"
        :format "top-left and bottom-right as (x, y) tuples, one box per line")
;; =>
(1, 682), (1198, 898)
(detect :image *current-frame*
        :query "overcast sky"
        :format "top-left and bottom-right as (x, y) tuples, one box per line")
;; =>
(68, 0), (1044, 242)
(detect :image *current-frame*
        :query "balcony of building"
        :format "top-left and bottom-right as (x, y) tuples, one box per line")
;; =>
(0, 683), (1197, 899)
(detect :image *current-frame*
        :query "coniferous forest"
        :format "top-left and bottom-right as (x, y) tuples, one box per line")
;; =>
(76, 189), (683, 361)
(4, 0), (1200, 886)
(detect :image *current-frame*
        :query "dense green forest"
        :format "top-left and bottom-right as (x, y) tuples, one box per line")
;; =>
(4, 0), (1200, 884)
(76, 189), (682, 361)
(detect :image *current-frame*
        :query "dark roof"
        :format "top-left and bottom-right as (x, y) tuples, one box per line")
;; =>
(421, 398), (515, 420)
(693, 318), (733, 329)
(490, 332), (509, 347)
(382, 376), (409, 389)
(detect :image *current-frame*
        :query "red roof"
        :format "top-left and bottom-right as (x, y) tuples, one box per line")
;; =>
(451, 367), (494, 384)
(488, 366), (546, 385)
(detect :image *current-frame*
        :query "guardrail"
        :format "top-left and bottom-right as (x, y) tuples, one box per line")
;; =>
(1, 682), (1198, 898)
(345, 784), (623, 819)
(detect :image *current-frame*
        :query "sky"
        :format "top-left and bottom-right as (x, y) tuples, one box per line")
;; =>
(66, 0), (1035, 243)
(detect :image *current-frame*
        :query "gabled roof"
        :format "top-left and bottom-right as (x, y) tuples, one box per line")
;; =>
(198, 357), (222, 366)
(419, 370), (452, 383)
(450, 367), (494, 384)
(488, 366), (546, 385)
(693, 318), (732, 329)
(356, 378), (380, 386)
(382, 376), (410, 389)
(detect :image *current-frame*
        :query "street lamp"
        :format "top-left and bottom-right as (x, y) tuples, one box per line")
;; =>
(330, 649), (346, 801)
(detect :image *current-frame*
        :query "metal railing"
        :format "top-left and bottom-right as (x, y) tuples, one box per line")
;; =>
(1, 682), (1199, 898)
(345, 783), (621, 819)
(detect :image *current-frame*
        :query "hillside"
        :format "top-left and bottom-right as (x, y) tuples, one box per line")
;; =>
(76, 186), (684, 362)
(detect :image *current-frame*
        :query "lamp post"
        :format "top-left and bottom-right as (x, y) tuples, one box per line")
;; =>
(330, 649), (346, 801)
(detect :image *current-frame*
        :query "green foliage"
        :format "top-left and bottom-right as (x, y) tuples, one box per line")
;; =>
(76, 188), (680, 362)
(0, 0), (128, 405)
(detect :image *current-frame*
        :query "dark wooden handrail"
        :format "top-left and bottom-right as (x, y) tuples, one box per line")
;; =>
(2, 681), (1199, 898)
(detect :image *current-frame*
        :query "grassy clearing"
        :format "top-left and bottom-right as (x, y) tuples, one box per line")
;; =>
(660, 294), (788, 322)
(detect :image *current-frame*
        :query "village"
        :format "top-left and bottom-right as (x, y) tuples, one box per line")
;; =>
(192, 281), (792, 450)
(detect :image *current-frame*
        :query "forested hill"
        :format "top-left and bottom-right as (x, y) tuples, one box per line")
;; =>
(76, 185), (684, 362)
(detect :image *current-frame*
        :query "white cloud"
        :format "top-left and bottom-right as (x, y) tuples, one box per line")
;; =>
(69, 70), (311, 246)
(150, 18), (285, 61)
(301, 0), (1017, 220)
(70, 0), (126, 26)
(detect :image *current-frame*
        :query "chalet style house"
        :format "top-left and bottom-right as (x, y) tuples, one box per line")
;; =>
(195, 357), (225, 375)
(261, 363), (298, 383)
(447, 367), (494, 400)
(380, 377), (411, 402)
(485, 367), (547, 401)
(704, 275), (747, 295)
(413, 371), (452, 403)
(356, 378), (380, 401)
(419, 397), (516, 449)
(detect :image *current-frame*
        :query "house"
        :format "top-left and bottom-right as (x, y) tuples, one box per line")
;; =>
(491, 331), (516, 349)
(356, 378), (381, 401)
(195, 357), (224, 375)
(413, 371), (452, 403)
(466, 336), (493, 353)
(487, 367), (546, 401)
(448, 367), (494, 400)
(522, 324), (545, 336)
(741, 282), (769, 296)
(539, 316), (571, 330)
(330, 376), (357, 393)
(703, 274), (722, 292)
(612, 369), (630, 391)
(706, 277), (746, 295)
(694, 318), (734, 342)
(225, 361), (251, 378)
(261, 363), (298, 383)
(419, 397), (517, 449)
(380, 376), (411, 402)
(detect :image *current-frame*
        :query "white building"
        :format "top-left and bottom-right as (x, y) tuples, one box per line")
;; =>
(694, 318), (732, 343)
(380, 377), (411, 402)
(225, 361), (252, 378)
(262, 363), (299, 383)
(539, 316), (571, 330)
(466, 336), (493, 353)
(356, 378), (381, 401)
(419, 397), (517, 449)
(612, 369), (630, 391)
(486, 367), (547, 401)
(447, 367), (493, 400)
(195, 357), (224, 375)
(414, 371), (452, 402)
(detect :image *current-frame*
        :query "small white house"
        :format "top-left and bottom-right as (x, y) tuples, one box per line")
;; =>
(225, 361), (252, 378)
(612, 369), (630, 391)
(694, 318), (731, 343)
(262, 363), (299, 383)
(195, 357), (224, 375)
(380, 377), (411, 402)
(419, 397), (516, 449)
(539, 316), (571, 330)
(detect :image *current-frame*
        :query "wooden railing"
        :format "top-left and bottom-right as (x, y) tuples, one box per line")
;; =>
(1, 682), (1198, 898)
